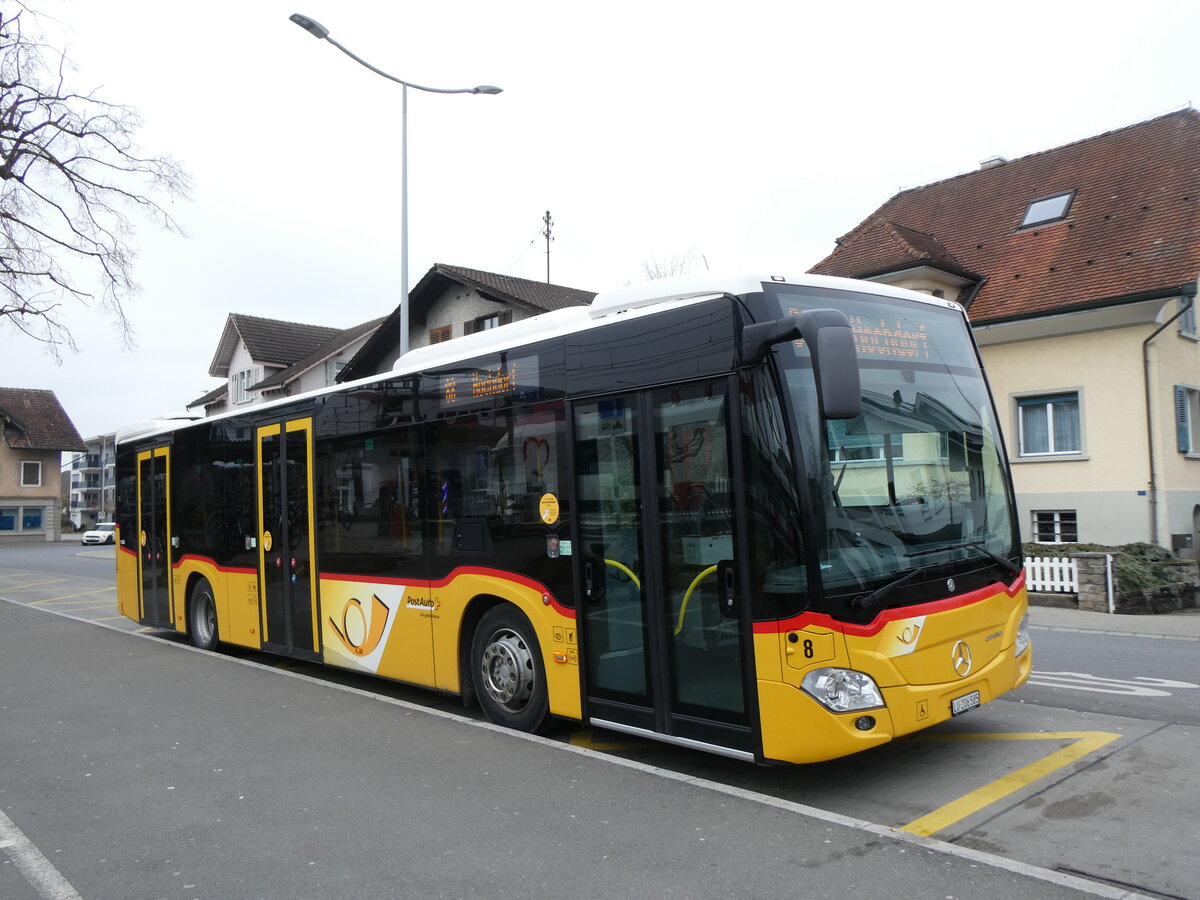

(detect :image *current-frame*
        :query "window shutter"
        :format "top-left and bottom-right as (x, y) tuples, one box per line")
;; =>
(500, 310), (514, 326)
(1176, 386), (1191, 453)
(463, 319), (477, 336)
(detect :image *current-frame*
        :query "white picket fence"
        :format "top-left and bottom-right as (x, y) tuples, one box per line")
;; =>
(1024, 555), (1078, 593)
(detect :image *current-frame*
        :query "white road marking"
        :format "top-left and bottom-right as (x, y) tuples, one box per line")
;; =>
(1027, 670), (1199, 696)
(0, 807), (83, 900)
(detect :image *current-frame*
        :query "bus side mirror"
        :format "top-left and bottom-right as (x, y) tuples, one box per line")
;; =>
(741, 310), (862, 420)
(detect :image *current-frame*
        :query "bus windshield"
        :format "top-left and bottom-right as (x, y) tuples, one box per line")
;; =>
(764, 285), (1019, 613)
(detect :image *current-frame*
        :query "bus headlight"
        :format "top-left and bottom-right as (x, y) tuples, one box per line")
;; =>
(1015, 612), (1031, 657)
(800, 668), (884, 713)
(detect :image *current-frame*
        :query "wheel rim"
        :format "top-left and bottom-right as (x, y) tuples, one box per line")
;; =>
(194, 592), (216, 646)
(479, 627), (535, 713)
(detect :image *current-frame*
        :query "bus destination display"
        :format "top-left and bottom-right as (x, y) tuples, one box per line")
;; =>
(438, 354), (541, 409)
(787, 306), (932, 360)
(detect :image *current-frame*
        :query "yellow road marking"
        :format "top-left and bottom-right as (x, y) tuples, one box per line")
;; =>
(569, 728), (651, 752)
(31, 589), (117, 605)
(898, 731), (1121, 837)
(1, 579), (66, 591)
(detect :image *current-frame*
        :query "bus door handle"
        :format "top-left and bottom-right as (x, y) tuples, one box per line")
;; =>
(718, 561), (738, 619)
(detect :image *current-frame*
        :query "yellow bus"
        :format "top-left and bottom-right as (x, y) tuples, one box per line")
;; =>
(114, 272), (1031, 764)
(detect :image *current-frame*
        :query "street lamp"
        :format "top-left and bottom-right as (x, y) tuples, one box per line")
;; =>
(289, 14), (501, 357)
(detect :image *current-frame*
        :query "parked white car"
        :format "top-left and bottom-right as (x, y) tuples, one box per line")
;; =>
(81, 522), (117, 545)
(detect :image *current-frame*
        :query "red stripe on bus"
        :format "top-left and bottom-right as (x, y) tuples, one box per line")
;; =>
(752, 570), (1025, 636)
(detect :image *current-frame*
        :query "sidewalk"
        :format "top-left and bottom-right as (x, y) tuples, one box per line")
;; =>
(1028, 603), (1200, 639)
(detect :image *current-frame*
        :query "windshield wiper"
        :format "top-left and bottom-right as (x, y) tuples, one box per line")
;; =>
(849, 565), (926, 616)
(906, 540), (1021, 580)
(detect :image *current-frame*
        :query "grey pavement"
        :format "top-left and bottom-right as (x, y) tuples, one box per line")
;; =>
(0, 599), (1117, 900)
(1029, 602), (1200, 639)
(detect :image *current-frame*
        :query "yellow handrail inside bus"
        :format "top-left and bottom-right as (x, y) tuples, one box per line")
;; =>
(675, 565), (718, 636)
(603, 558), (640, 588)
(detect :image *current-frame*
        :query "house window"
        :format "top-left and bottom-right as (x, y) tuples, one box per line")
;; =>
(463, 311), (513, 336)
(1020, 191), (1074, 228)
(325, 359), (346, 386)
(429, 325), (453, 345)
(231, 368), (258, 404)
(0, 506), (43, 532)
(1018, 393), (1081, 456)
(1033, 510), (1078, 543)
(20, 461), (41, 487)
(1176, 385), (1200, 455)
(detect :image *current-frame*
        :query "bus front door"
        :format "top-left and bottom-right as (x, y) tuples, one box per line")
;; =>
(574, 381), (755, 758)
(136, 446), (173, 629)
(257, 418), (320, 660)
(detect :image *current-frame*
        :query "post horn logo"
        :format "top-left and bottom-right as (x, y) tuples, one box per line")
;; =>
(330, 594), (390, 657)
(951, 639), (972, 678)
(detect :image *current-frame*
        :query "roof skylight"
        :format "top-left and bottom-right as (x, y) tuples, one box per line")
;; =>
(1021, 191), (1074, 228)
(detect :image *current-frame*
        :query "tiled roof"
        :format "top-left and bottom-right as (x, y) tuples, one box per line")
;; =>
(0, 387), (86, 451)
(432, 264), (597, 312)
(339, 264), (595, 380)
(253, 316), (386, 391)
(187, 383), (228, 409)
(209, 314), (345, 378)
(810, 109), (1200, 321)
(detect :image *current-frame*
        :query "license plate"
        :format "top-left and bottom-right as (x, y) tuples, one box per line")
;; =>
(951, 690), (981, 716)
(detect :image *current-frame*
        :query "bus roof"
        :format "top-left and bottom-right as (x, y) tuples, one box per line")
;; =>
(117, 271), (959, 446)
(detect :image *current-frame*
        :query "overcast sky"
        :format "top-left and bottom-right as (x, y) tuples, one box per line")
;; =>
(6, 0), (1198, 443)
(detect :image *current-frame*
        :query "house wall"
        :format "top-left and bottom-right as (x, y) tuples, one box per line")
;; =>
(292, 333), (377, 393)
(980, 320), (1200, 554)
(0, 442), (62, 543)
(1145, 310), (1200, 556)
(412, 288), (513, 351)
(982, 326), (1149, 545)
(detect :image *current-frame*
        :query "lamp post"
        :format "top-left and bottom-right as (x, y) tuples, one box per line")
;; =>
(289, 14), (501, 358)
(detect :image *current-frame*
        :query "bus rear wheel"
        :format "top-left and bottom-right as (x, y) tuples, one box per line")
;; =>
(471, 605), (548, 733)
(188, 578), (218, 651)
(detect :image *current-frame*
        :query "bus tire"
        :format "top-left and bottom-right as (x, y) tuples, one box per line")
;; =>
(470, 605), (548, 733)
(188, 578), (219, 651)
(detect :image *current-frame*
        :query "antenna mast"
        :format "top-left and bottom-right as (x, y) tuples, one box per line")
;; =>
(542, 210), (554, 283)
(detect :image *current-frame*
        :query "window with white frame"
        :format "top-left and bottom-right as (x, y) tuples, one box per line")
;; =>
(1033, 510), (1078, 543)
(20, 460), (41, 487)
(231, 368), (259, 404)
(1017, 393), (1081, 456)
(325, 359), (346, 386)
(1176, 385), (1200, 455)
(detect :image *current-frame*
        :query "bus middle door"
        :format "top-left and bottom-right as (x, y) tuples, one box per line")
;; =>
(257, 418), (320, 661)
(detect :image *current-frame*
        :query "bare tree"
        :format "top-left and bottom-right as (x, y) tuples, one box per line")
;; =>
(641, 250), (698, 281)
(0, 6), (190, 358)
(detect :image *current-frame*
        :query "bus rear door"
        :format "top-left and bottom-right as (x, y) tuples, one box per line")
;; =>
(574, 380), (756, 759)
(257, 417), (320, 660)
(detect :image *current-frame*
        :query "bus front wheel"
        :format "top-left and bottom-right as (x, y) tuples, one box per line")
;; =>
(470, 605), (548, 732)
(188, 578), (219, 651)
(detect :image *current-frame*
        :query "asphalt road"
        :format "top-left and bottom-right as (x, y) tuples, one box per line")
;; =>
(1018, 627), (1199, 725)
(2, 541), (1199, 899)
